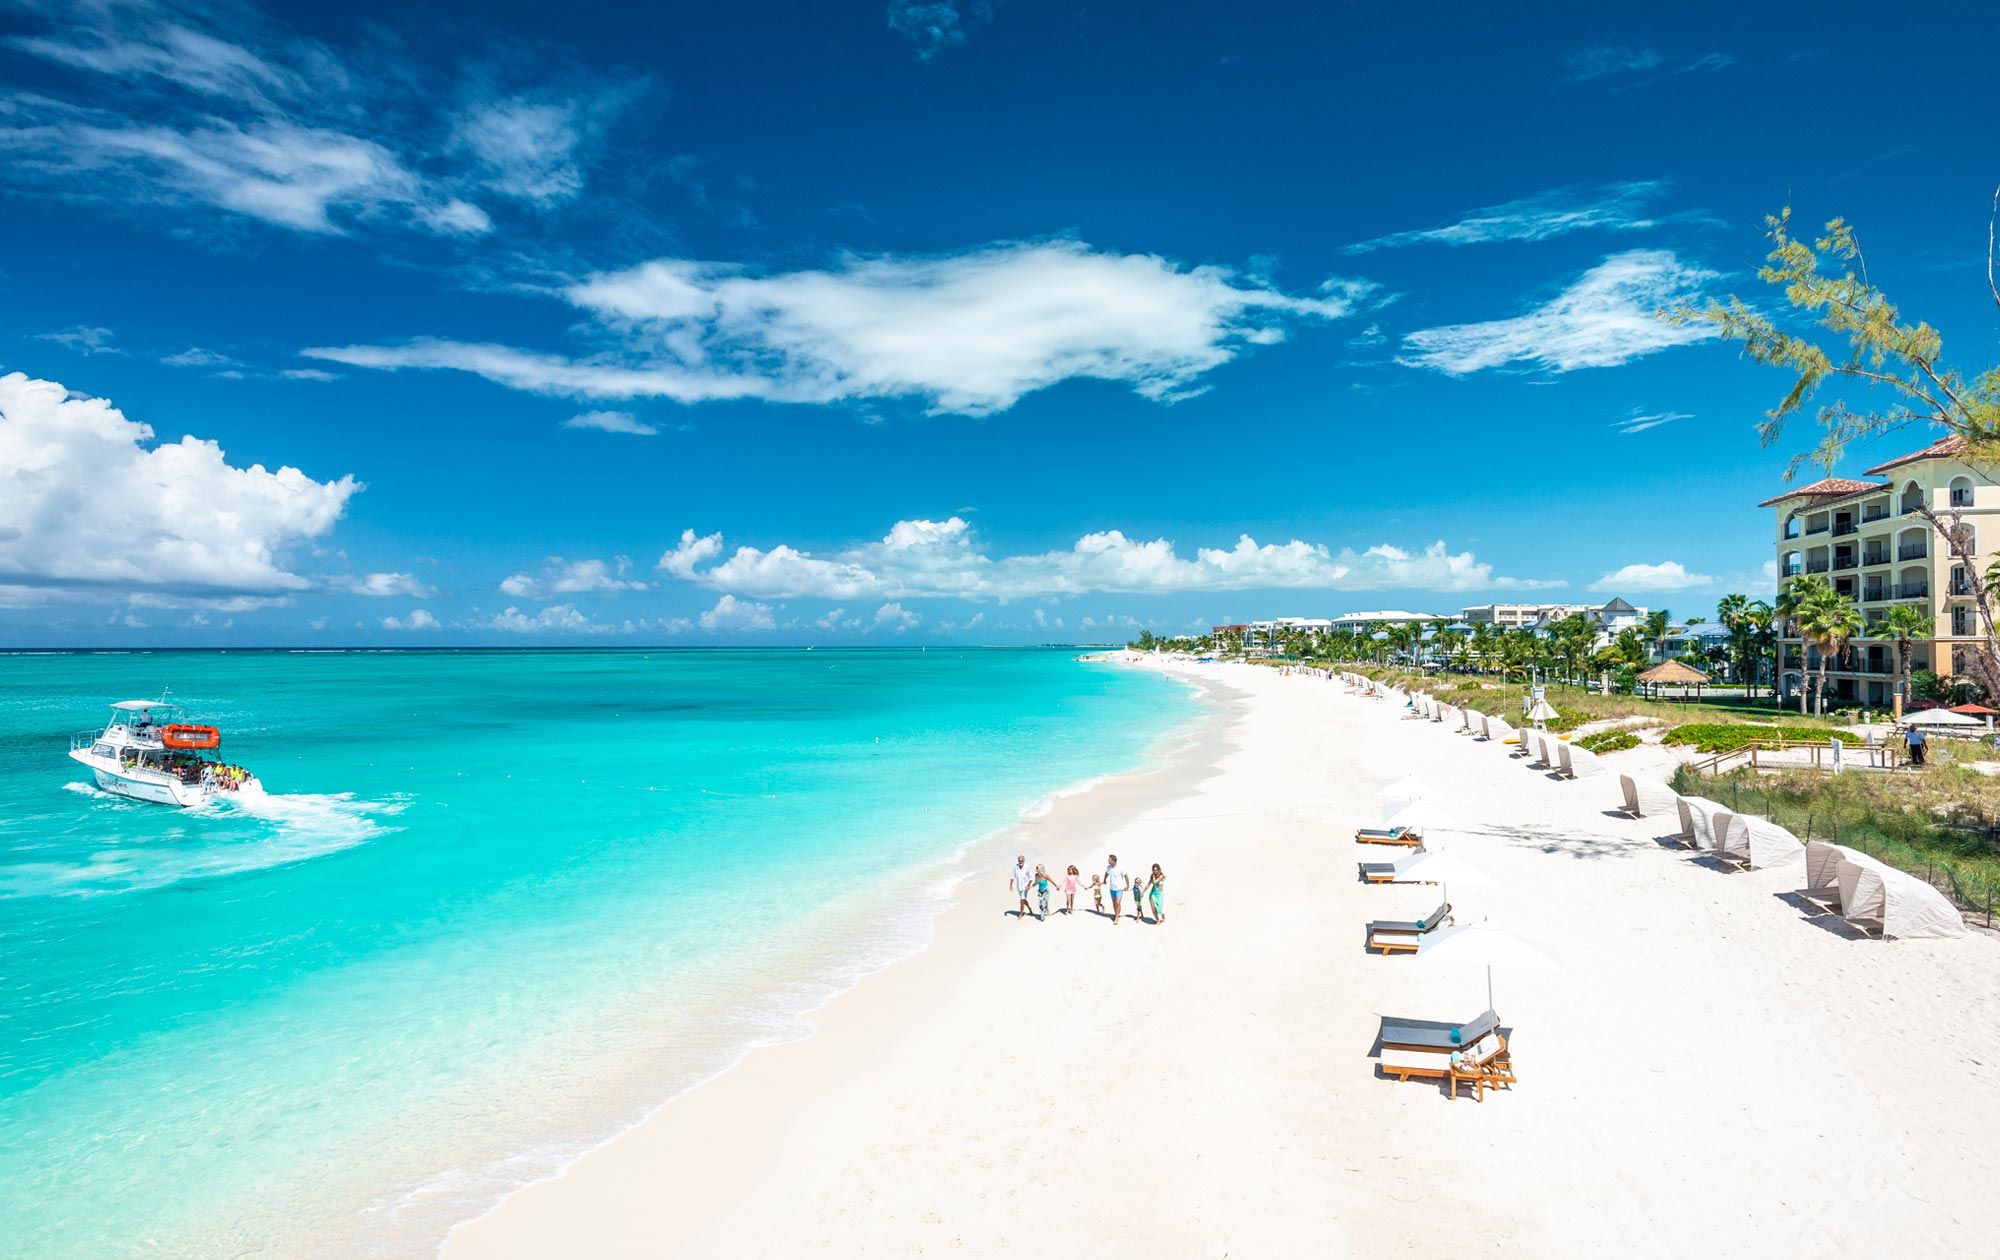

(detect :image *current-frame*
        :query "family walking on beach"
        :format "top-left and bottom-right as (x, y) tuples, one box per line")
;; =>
(1010, 853), (1165, 925)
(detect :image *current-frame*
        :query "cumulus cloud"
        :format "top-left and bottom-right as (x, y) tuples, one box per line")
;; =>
(308, 241), (1378, 416)
(498, 556), (648, 599)
(659, 517), (1551, 601)
(561, 409), (658, 435)
(698, 594), (775, 631)
(1597, 561), (1715, 592)
(381, 608), (438, 630)
(1345, 182), (1672, 254)
(1398, 250), (1717, 375)
(343, 572), (436, 597)
(0, 371), (359, 603)
(874, 601), (921, 632)
(490, 603), (601, 633)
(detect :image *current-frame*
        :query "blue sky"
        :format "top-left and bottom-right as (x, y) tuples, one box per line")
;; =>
(2, 0), (1997, 646)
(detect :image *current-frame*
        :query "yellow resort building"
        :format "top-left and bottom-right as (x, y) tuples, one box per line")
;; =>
(1763, 436), (1991, 709)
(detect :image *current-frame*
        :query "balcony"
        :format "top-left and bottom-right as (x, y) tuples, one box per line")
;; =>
(1804, 522), (1831, 535)
(1951, 492), (1974, 508)
(1832, 556), (1858, 571)
(1861, 550), (1890, 566)
(1892, 583), (1930, 599)
(1862, 507), (1890, 523)
(1805, 560), (1831, 573)
(1832, 522), (1858, 537)
(1899, 544), (1928, 560)
(1862, 588), (1889, 603)
(1950, 576), (1976, 596)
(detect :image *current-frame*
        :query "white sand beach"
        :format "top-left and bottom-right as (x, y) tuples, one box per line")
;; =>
(446, 659), (2000, 1258)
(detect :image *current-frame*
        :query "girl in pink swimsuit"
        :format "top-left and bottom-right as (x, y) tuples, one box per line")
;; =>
(1062, 865), (1080, 915)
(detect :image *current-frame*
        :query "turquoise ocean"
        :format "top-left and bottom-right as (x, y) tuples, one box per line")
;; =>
(0, 648), (1197, 1257)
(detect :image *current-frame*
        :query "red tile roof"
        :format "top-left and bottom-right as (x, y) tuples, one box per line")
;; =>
(1863, 434), (1970, 476)
(1757, 477), (1886, 508)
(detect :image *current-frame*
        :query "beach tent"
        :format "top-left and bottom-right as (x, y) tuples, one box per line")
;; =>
(1711, 813), (1805, 869)
(1674, 796), (1728, 849)
(1804, 842), (1967, 939)
(1903, 709), (1982, 727)
(1617, 774), (1680, 819)
(1635, 659), (1711, 700)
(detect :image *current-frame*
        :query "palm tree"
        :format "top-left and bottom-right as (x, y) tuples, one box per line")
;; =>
(1716, 593), (1750, 687)
(1743, 602), (1776, 700)
(1881, 604), (1934, 717)
(1469, 623), (1496, 674)
(1776, 576), (1837, 714)
(1804, 598), (1864, 715)
(1642, 608), (1672, 663)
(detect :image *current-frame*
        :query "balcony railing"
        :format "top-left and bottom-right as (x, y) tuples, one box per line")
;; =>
(1951, 492), (1974, 507)
(1862, 588), (1889, 603)
(1950, 577), (1975, 596)
(1832, 522), (1858, 536)
(1893, 583), (1930, 599)
(1805, 560), (1831, 573)
(1805, 522), (1831, 535)
(1861, 551), (1890, 566)
(1862, 507), (1890, 522)
(1899, 544), (1928, 560)
(1832, 557), (1858, 571)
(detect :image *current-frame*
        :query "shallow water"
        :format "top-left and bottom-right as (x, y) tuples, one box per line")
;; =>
(0, 648), (1193, 1257)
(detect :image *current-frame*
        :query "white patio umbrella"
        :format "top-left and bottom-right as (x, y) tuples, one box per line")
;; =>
(1391, 848), (1494, 903)
(1903, 709), (1982, 727)
(1382, 798), (1465, 836)
(1525, 698), (1559, 730)
(1375, 774), (1438, 802)
(1417, 920), (1562, 1011)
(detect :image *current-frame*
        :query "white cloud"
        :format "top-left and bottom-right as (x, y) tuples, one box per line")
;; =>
(453, 97), (588, 205)
(0, 371), (359, 603)
(814, 607), (848, 629)
(1566, 45), (1735, 83)
(1345, 182), (1670, 253)
(162, 346), (239, 369)
(381, 608), (439, 630)
(661, 517), (1552, 601)
(343, 572), (436, 597)
(498, 556), (648, 599)
(1398, 250), (1717, 375)
(1611, 408), (1693, 435)
(37, 325), (121, 355)
(1597, 561), (1716, 592)
(307, 241), (1376, 417)
(490, 603), (601, 633)
(562, 409), (658, 436)
(887, 2), (993, 61)
(873, 601), (921, 632)
(698, 594), (775, 631)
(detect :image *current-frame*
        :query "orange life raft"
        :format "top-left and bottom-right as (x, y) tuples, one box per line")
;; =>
(161, 723), (221, 751)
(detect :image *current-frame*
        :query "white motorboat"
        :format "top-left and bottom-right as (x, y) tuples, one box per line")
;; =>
(68, 695), (260, 807)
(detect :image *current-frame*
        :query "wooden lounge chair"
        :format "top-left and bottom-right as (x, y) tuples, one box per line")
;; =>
(1378, 1009), (1499, 1052)
(1365, 902), (1453, 954)
(1355, 825), (1423, 847)
(1377, 1032), (1514, 1101)
(1358, 853), (1421, 883)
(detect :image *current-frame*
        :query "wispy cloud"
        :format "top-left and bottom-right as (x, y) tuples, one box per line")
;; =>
(658, 517), (1557, 601)
(1566, 44), (1736, 85)
(1345, 182), (1673, 254)
(1597, 560), (1715, 592)
(309, 241), (1380, 416)
(0, 1), (637, 240)
(562, 409), (658, 436)
(1398, 249), (1717, 376)
(36, 325), (122, 354)
(498, 556), (648, 599)
(341, 572), (437, 598)
(887, 2), (995, 61)
(1611, 407), (1693, 435)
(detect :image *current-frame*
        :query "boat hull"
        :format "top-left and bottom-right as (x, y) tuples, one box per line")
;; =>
(68, 749), (204, 807)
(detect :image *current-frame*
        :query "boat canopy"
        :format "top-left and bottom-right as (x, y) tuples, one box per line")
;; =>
(111, 699), (166, 710)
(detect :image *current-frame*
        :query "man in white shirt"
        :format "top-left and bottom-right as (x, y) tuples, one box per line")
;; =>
(1104, 854), (1130, 925)
(1010, 855), (1035, 921)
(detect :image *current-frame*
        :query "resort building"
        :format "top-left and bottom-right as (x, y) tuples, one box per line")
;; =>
(1461, 601), (1587, 628)
(1326, 609), (1446, 633)
(1762, 435), (1993, 708)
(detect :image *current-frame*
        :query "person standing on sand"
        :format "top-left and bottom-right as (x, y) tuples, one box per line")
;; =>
(1906, 725), (1928, 767)
(1147, 864), (1166, 923)
(1105, 854), (1130, 924)
(1010, 855), (1035, 921)
(1089, 873), (1105, 915)
(1032, 864), (1054, 920)
(1062, 865), (1080, 915)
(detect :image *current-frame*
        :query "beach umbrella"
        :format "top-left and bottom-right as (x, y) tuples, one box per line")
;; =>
(1904, 709), (1982, 727)
(1383, 798), (1465, 835)
(1391, 848), (1494, 902)
(1525, 698), (1559, 731)
(1376, 774), (1438, 802)
(1417, 920), (1562, 1011)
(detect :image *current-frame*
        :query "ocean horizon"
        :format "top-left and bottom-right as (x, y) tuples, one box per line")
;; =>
(0, 647), (1199, 1257)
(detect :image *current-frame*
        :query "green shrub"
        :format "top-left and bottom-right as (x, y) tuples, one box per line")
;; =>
(1660, 723), (1861, 753)
(1576, 730), (1640, 753)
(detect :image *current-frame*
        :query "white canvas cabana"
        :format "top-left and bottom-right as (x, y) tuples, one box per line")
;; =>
(1674, 796), (1728, 849)
(1487, 718), (1516, 746)
(1711, 813), (1805, 869)
(1617, 774), (1680, 819)
(1565, 743), (1601, 779)
(1804, 842), (1967, 939)
(1555, 741), (1575, 777)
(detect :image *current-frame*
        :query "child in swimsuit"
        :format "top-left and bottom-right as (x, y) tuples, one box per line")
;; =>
(1062, 865), (1080, 915)
(1089, 874), (1104, 914)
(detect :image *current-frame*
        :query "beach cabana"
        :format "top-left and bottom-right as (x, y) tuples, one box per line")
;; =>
(1635, 659), (1711, 700)
(1711, 813), (1805, 869)
(1617, 774), (1680, 819)
(1674, 796), (1728, 849)
(1803, 842), (1967, 938)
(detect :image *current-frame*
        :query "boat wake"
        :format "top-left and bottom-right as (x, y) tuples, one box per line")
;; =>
(1, 787), (405, 899)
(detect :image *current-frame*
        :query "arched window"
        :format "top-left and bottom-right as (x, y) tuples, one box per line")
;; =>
(1950, 476), (1975, 507)
(1901, 480), (1925, 513)
(1784, 512), (1801, 539)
